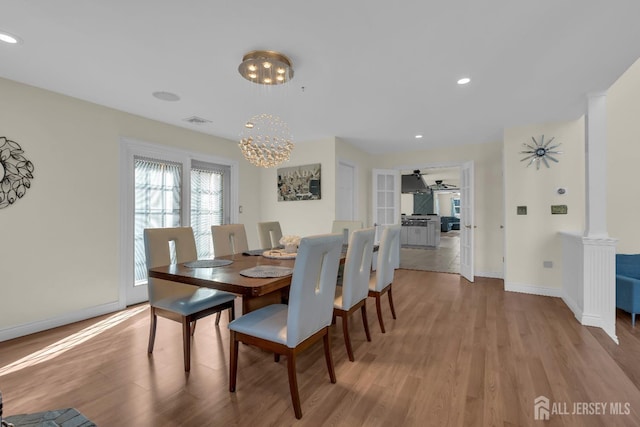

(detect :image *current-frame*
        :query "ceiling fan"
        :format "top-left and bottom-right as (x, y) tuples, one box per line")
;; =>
(429, 179), (459, 190)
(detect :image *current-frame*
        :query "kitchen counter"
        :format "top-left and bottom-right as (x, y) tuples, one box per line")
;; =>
(400, 215), (440, 247)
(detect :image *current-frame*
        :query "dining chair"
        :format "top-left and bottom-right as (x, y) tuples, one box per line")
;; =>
(144, 226), (236, 371)
(331, 220), (363, 244)
(228, 233), (343, 419)
(211, 224), (249, 256)
(257, 221), (283, 249)
(333, 227), (375, 361)
(368, 224), (401, 333)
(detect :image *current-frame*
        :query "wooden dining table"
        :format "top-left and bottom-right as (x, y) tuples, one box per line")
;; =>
(148, 250), (340, 314)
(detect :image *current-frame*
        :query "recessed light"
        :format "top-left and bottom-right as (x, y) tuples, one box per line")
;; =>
(457, 77), (471, 85)
(152, 91), (180, 102)
(0, 31), (21, 45)
(415, 135), (423, 139)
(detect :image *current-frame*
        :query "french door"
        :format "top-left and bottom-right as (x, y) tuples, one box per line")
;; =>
(120, 139), (237, 305)
(372, 169), (401, 269)
(460, 161), (474, 282)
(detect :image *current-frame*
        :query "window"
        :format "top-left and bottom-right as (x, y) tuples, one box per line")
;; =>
(190, 161), (230, 259)
(134, 157), (182, 284)
(121, 138), (237, 305)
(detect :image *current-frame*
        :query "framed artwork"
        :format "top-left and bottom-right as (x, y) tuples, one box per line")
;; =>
(277, 163), (321, 201)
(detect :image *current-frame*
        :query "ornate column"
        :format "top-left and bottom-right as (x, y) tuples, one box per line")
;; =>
(582, 92), (617, 342)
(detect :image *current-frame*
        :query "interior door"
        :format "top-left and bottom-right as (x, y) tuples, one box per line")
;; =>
(337, 161), (356, 220)
(460, 161), (474, 282)
(372, 169), (401, 269)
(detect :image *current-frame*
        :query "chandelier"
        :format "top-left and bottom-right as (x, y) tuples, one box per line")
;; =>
(238, 50), (294, 85)
(239, 114), (294, 168)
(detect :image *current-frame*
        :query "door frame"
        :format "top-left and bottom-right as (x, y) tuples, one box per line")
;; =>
(393, 161), (474, 280)
(118, 137), (239, 306)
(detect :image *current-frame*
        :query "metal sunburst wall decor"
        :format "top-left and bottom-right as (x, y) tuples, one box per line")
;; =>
(520, 135), (562, 169)
(0, 136), (35, 209)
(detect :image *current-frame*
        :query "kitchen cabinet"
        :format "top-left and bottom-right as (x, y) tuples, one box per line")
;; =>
(407, 226), (427, 245)
(400, 227), (408, 245)
(401, 215), (440, 247)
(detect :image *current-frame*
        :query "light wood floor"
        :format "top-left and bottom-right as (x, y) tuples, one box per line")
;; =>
(2, 270), (640, 426)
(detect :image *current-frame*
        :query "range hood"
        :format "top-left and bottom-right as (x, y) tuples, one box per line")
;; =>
(401, 174), (430, 193)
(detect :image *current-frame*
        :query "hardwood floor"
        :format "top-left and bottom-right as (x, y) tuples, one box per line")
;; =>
(2, 270), (640, 426)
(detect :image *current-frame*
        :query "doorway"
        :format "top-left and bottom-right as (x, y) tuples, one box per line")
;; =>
(399, 166), (462, 275)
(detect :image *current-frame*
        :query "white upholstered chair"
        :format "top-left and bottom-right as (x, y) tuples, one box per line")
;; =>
(257, 221), (283, 249)
(331, 220), (363, 244)
(333, 227), (375, 361)
(368, 225), (401, 333)
(228, 233), (343, 419)
(211, 224), (249, 256)
(144, 227), (236, 371)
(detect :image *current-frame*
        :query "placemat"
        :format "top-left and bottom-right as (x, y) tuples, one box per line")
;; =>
(184, 259), (233, 268)
(262, 250), (297, 260)
(239, 265), (294, 278)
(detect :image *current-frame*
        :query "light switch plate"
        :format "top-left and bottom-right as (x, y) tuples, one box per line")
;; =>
(551, 205), (568, 214)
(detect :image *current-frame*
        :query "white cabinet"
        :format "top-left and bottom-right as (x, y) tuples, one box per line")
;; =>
(407, 226), (427, 245)
(400, 227), (408, 245)
(427, 222), (440, 247)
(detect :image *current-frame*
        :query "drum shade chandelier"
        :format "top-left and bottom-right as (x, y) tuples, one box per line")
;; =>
(238, 50), (294, 85)
(239, 113), (294, 168)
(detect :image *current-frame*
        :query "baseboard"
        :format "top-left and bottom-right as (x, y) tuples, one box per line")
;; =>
(0, 301), (125, 342)
(476, 271), (503, 279)
(504, 282), (562, 298)
(561, 292), (583, 321)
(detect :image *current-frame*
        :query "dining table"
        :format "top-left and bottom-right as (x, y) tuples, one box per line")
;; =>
(148, 248), (343, 314)
(148, 243), (378, 314)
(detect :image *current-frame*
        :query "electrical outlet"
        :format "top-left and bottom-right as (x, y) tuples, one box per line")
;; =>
(239, 205), (243, 214)
(543, 261), (553, 268)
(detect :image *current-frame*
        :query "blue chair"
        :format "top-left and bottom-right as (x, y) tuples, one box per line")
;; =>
(615, 254), (640, 326)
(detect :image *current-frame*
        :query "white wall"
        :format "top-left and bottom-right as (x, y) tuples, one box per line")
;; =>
(371, 141), (504, 277)
(608, 57), (640, 253)
(0, 77), (262, 337)
(258, 138), (337, 238)
(503, 119), (585, 292)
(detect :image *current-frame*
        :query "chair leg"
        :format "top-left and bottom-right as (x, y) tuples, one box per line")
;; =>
(215, 311), (222, 325)
(274, 353), (280, 363)
(374, 293), (386, 333)
(229, 304), (236, 323)
(190, 320), (197, 336)
(340, 312), (355, 362)
(633, 313), (636, 327)
(229, 331), (239, 392)
(147, 309), (157, 354)
(287, 352), (303, 419)
(361, 302), (372, 342)
(182, 318), (191, 372)
(388, 285), (397, 320)
(323, 329), (336, 384)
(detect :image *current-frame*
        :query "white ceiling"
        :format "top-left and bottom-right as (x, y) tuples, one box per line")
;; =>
(2, 1), (639, 154)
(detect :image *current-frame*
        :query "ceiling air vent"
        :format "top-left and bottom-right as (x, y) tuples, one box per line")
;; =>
(183, 116), (212, 125)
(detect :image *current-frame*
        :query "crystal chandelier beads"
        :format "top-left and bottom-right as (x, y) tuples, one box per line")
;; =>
(239, 114), (294, 168)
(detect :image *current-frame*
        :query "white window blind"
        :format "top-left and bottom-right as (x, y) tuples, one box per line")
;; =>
(134, 156), (182, 284)
(191, 161), (230, 258)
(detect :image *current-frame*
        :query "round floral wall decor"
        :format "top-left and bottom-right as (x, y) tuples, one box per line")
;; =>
(0, 136), (35, 209)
